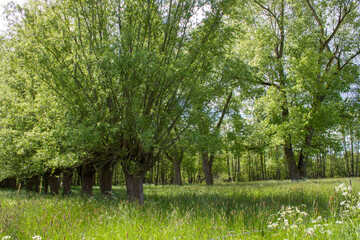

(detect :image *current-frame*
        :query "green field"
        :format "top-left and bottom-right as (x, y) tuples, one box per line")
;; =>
(1, 178), (360, 239)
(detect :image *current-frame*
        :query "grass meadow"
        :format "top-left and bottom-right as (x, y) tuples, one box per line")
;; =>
(1, 178), (360, 239)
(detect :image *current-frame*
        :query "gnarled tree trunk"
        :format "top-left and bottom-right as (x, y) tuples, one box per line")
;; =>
(82, 164), (96, 196)
(123, 168), (145, 204)
(99, 160), (115, 196)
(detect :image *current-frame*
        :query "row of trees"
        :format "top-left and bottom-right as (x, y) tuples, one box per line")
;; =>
(0, 0), (359, 203)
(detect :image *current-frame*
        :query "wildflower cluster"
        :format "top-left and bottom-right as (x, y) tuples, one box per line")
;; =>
(268, 183), (360, 238)
(332, 183), (360, 214)
(268, 205), (309, 229)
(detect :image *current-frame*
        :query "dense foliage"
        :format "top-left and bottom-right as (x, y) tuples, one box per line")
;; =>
(0, 0), (359, 202)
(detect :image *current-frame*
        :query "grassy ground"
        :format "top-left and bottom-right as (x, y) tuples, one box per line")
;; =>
(1, 178), (360, 239)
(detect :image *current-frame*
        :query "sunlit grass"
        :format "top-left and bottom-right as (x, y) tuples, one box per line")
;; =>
(1, 178), (360, 239)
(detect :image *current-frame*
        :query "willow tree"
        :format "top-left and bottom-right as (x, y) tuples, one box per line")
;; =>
(9, 0), (235, 202)
(0, 34), (77, 193)
(237, 0), (360, 179)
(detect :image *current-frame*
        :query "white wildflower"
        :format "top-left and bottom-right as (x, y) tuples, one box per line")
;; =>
(268, 222), (278, 228)
(340, 201), (346, 206)
(290, 224), (298, 229)
(284, 219), (289, 227)
(2, 237), (11, 240)
(32, 236), (42, 240)
(336, 221), (343, 224)
(306, 227), (315, 236)
(299, 210), (308, 216)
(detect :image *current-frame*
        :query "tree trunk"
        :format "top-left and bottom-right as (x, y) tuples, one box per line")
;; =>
(25, 176), (40, 192)
(260, 152), (264, 180)
(82, 164), (96, 196)
(237, 157), (241, 182)
(49, 170), (60, 195)
(202, 151), (214, 185)
(172, 159), (182, 186)
(356, 140), (359, 176)
(322, 152), (326, 178)
(63, 169), (73, 196)
(99, 160), (115, 196)
(248, 155), (251, 181)
(76, 167), (82, 186)
(42, 172), (50, 194)
(155, 160), (159, 185)
(123, 169), (145, 204)
(343, 134), (351, 177)
(284, 136), (302, 180)
(330, 149), (334, 178)
(351, 134), (355, 176)
(227, 154), (231, 181)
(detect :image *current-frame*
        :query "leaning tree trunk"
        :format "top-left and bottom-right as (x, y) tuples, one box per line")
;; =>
(123, 168), (145, 204)
(63, 168), (73, 196)
(99, 160), (115, 196)
(82, 164), (96, 196)
(202, 151), (214, 185)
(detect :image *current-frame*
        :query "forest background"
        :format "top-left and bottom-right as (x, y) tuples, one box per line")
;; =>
(0, 0), (359, 204)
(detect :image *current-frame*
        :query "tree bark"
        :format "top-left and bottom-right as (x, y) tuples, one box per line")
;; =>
(123, 169), (145, 204)
(356, 140), (359, 176)
(343, 133), (351, 177)
(227, 154), (231, 181)
(237, 157), (241, 182)
(63, 169), (73, 196)
(25, 176), (40, 192)
(284, 136), (302, 180)
(81, 164), (96, 196)
(42, 172), (50, 194)
(49, 171), (60, 195)
(330, 149), (334, 178)
(351, 134), (355, 176)
(202, 151), (214, 185)
(98, 160), (115, 196)
(166, 150), (183, 186)
(260, 152), (264, 180)
(172, 158), (182, 186)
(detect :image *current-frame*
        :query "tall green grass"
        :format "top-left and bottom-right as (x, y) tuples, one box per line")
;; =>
(1, 178), (360, 239)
